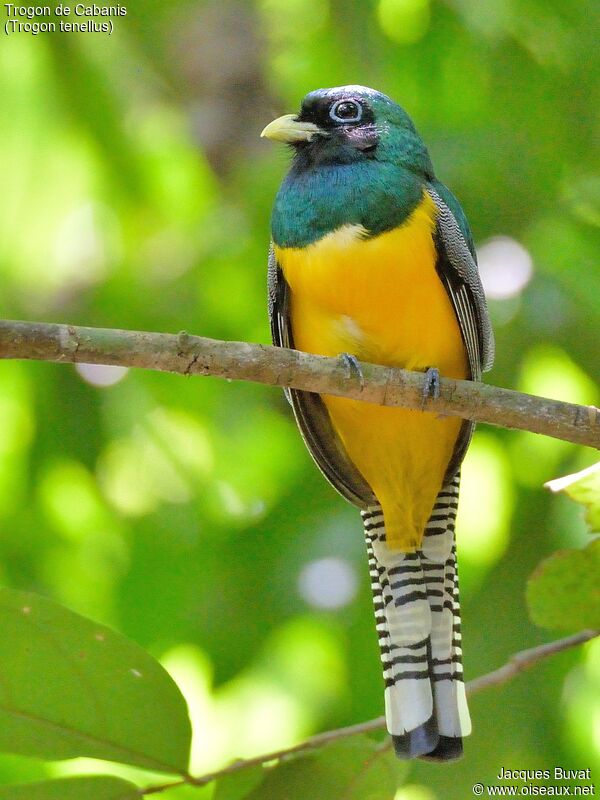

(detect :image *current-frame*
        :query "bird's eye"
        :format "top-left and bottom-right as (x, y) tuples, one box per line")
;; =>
(329, 99), (362, 123)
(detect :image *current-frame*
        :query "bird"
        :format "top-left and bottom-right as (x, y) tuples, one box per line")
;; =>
(261, 85), (494, 761)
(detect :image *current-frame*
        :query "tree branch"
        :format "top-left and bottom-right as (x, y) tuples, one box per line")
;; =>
(0, 319), (598, 448)
(466, 629), (598, 694)
(143, 630), (598, 795)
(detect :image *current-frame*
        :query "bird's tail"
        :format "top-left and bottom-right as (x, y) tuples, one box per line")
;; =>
(362, 471), (471, 761)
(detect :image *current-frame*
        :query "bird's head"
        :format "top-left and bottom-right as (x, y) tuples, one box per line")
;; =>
(261, 85), (433, 176)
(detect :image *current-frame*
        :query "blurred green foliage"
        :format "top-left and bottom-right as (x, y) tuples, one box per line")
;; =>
(527, 539), (600, 632)
(0, 0), (599, 797)
(0, 775), (140, 800)
(528, 464), (600, 633)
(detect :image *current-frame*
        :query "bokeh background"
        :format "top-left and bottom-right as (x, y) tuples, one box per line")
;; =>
(0, 0), (599, 797)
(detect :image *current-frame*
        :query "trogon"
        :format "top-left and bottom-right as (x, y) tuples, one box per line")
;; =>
(261, 86), (494, 761)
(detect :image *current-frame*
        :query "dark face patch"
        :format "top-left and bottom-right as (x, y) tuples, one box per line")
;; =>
(295, 91), (379, 158)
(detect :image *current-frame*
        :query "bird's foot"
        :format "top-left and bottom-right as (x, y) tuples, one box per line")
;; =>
(421, 367), (441, 409)
(340, 353), (365, 390)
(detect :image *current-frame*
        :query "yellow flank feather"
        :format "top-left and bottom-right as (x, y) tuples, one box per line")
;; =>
(274, 191), (469, 551)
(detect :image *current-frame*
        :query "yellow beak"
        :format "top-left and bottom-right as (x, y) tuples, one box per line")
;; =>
(260, 113), (322, 143)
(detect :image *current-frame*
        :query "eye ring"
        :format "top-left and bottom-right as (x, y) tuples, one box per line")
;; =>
(329, 99), (362, 123)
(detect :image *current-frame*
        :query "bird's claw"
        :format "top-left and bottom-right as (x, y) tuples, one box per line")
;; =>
(421, 367), (441, 408)
(340, 353), (365, 390)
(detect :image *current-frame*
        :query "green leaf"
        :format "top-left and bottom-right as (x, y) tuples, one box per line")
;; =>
(0, 775), (140, 800)
(0, 588), (191, 774)
(545, 461), (600, 532)
(527, 539), (600, 631)
(244, 736), (404, 800)
(342, 745), (403, 800)
(152, 786), (212, 800)
(213, 767), (265, 800)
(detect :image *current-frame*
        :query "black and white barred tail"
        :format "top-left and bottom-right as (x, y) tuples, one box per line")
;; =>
(362, 472), (470, 761)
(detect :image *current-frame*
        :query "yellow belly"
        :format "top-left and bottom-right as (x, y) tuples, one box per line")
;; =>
(274, 192), (468, 550)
